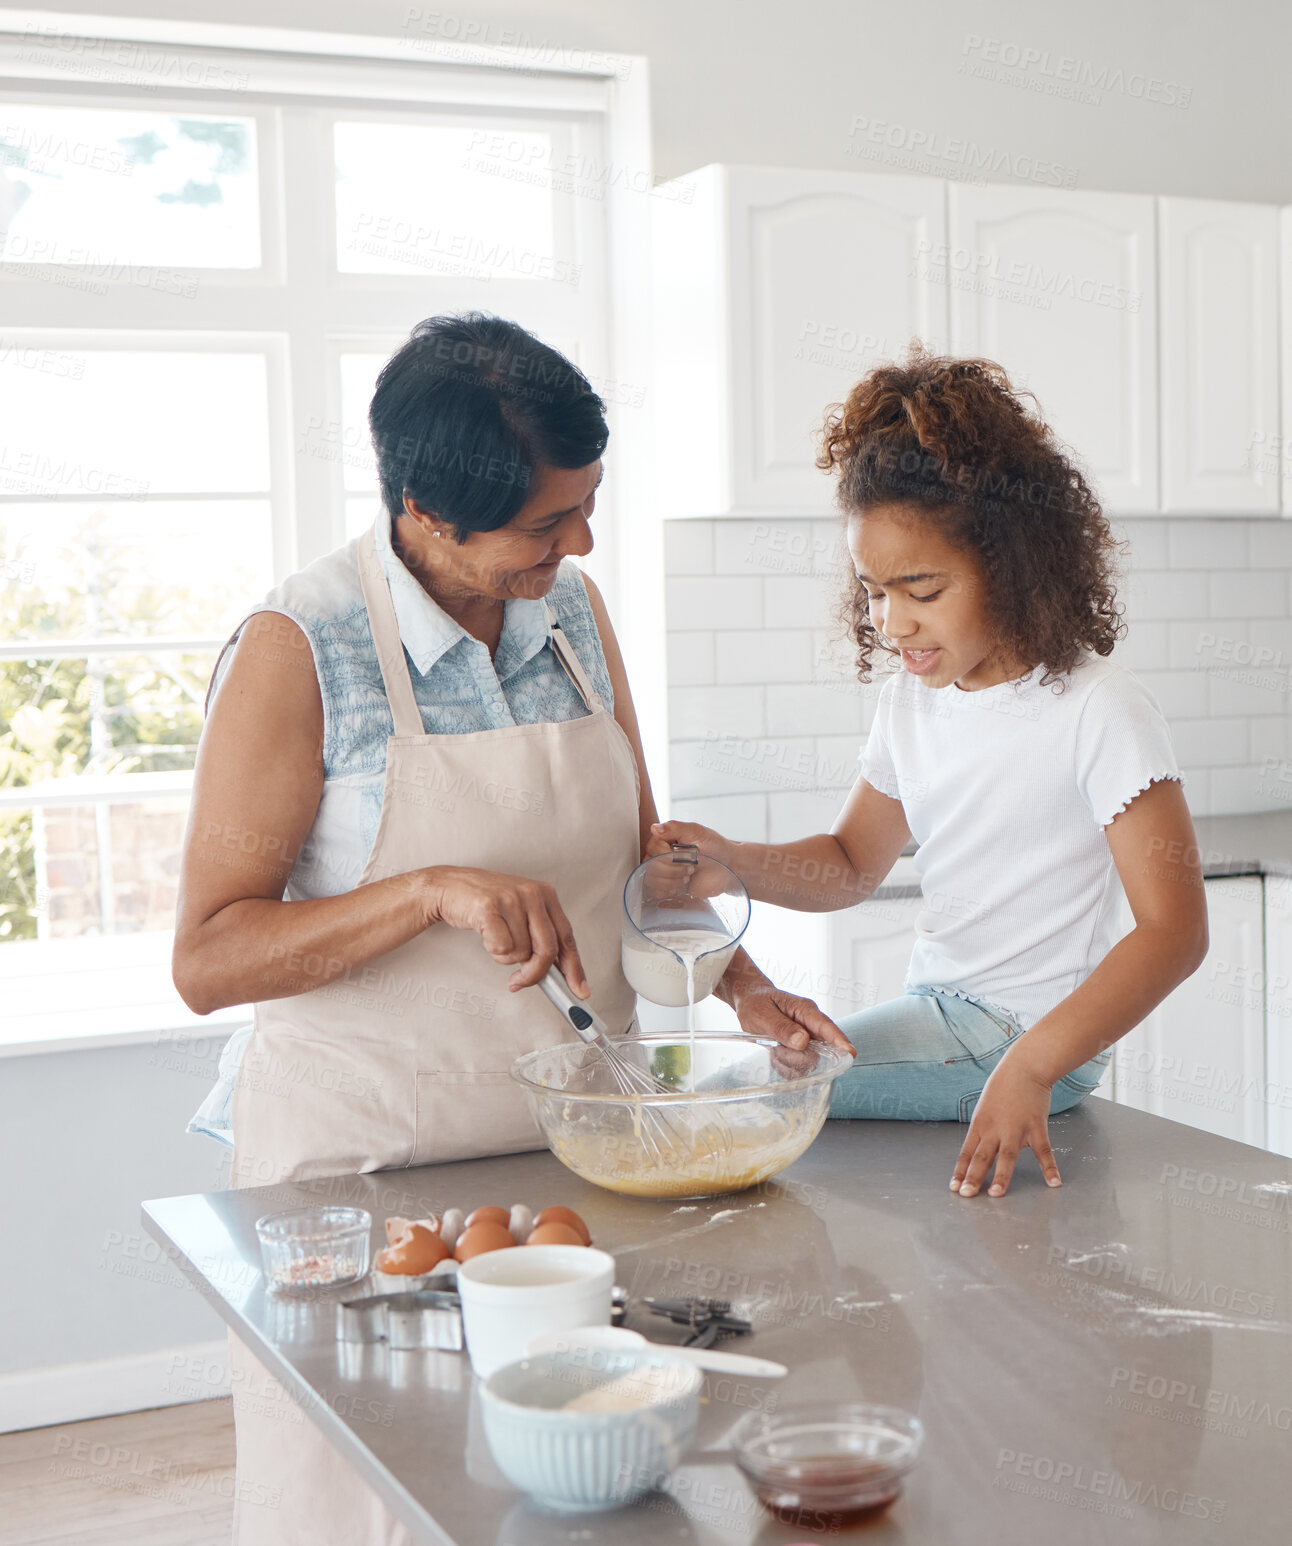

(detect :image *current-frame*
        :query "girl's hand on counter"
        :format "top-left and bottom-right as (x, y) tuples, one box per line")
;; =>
(646, 820), (739, 872)
(950, 1054), (1059, 1198)
(419, 866), (589, 996)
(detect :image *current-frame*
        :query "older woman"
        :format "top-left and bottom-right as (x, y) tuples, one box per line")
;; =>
(174, 314), (849, 1543)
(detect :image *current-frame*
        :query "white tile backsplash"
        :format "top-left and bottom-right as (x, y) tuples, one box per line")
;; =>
(715, 629), (814, 684)
(1169, 618), (1246, 671)
(1135, 668), (1211, 719)
(1117, 620), (1171, 671)
(671, 734), (818, 800)
(666, 630), (715, 686)
(762, 572), (839, 621)
(1209, 570), (1287, 618)
(768, 789), (850, 844)
(1170, 717), (1249, 767)
(1211, 765), (1279, 814)
(662, 520), (714, 576)
(1167, 519), (1251, 569)
(765, 682), (865, 737)
(666, 575), (762, 631)
(668, 685), (765, 739)
(1249, 716), (1290, 765)
(1250, 522), (1292, 568)
(664, 517), (1292, 820)
(1113, 518), (1168, 568)
(1126, 569), (1210, 620)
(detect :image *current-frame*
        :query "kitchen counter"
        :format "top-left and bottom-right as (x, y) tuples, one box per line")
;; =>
(143, 1101), (1292, 1544)
(1191, 810), (1292, 877)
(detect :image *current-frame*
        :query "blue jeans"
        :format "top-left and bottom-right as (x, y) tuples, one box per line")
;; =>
(829, 987), (1110, 1123)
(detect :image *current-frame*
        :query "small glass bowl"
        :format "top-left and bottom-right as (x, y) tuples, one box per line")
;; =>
(731, 1401), (923, 1526)
(255, 1207), (372, 1294)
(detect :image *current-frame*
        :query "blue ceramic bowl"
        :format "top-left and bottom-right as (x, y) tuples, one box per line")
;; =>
(480, 1346), (702, 1512)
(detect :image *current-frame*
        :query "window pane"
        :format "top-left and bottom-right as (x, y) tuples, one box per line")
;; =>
(346, 497), (381, 544)
(0, 106), (260, 269)
(2, 501), (273, 641)
(0, 350), (270, 495)
(335, 123), (556, 278)
(3, 795), (190, 943)
(339, 353), (383, 491)
(1, 646), (218, 783)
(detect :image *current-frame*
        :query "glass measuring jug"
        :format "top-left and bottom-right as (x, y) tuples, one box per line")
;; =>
(621, 846), (751, 1009)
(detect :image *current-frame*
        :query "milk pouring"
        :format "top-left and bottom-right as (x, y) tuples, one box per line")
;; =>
(620, 849), (751, 1036)
(621, 926), (737, 1009)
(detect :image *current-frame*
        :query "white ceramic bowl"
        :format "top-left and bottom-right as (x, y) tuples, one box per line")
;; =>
(480, 1347), (702, 1512)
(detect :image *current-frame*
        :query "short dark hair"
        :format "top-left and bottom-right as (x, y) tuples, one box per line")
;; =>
(368, 313), (608, 541)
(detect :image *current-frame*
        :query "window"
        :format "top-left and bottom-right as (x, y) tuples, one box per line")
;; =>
(0, 19), (645, 1046)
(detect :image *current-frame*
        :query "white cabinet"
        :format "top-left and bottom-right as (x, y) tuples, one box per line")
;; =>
(947, 185), (1159, 512)
(1159, 199), (1281, 513)
(1282, 207), (1292, 508)
(1263, 875), (1292, 1158)
(653, 165), (949, 518)
(1112, 877), (1267, 1146)
(652, 167), (1292, 521)
(826, 892), (922, 1024)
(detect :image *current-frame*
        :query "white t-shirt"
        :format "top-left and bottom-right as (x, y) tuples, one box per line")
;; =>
(858, 654), (1182, 1031)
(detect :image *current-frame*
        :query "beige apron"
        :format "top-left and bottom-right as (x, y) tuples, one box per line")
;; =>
(226, 528), (640, 1544)
(230, 526), (640, 1187)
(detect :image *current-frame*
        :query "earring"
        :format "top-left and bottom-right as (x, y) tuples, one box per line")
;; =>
(432, 530), (442, 538)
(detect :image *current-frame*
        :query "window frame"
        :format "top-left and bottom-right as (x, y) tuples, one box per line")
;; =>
(0, 9), (661, 1056)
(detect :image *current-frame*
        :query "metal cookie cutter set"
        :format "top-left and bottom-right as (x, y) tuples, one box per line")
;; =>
(338, 1289), (465, 1351)
(337, 1286), (742, 1353)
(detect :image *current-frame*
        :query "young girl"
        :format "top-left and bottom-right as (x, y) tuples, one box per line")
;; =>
(652, 347), (1208, 1200)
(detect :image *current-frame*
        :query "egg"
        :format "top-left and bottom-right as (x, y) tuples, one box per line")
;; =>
(454, 1221), (517, 1262)
(465, 1205), (511, 1230)
(438, 1208), (465, 1251)
(525, 1222), (585, 1248)
(532, 1206), (591, 1245)
(374, 1221), (449, 1275)
(508, 1203), (534, 1245)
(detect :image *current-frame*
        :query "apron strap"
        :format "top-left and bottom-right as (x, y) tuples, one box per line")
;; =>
(546, 610), (605, 713)
(358, 523), (425, 739)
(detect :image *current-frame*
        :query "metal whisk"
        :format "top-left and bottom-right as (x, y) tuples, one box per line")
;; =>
(538, 966), (684, 1164)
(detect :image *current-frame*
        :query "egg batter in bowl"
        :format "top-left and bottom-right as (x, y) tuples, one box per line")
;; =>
(511, 1034), (853, 1200)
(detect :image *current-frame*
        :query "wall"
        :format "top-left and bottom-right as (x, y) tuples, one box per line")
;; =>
(0, 1039), (231, 1407)
(666, 517), (1292, 836)
(33, 0), (1292, 202)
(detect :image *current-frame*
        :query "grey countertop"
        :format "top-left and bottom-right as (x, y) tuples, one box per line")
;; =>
(1191, 810), (1292, 877)
(144, 1101), (1292, 1545)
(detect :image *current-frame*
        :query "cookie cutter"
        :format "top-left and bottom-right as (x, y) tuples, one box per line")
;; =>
(338, 1290), (464, 1351)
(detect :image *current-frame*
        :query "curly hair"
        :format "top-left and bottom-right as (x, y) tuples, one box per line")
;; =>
(817, 343), (1126, 687)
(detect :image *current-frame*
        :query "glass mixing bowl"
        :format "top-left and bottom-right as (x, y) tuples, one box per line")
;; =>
(510, 1033), (853, 1199)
